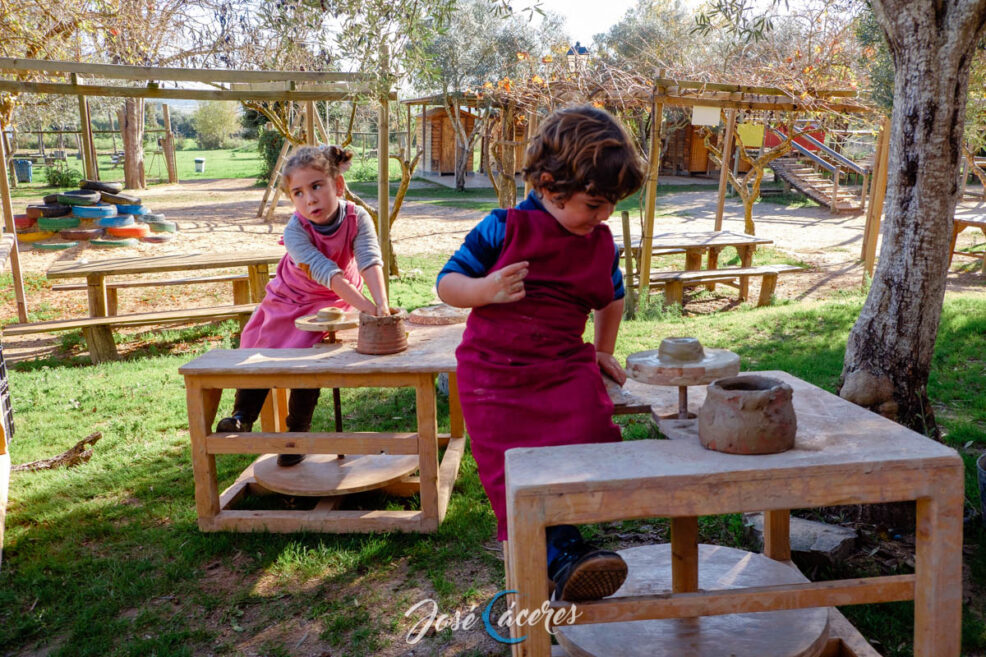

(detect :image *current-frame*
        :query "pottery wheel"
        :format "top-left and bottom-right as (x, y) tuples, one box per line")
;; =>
(556, 544), (829, 657)
(295, 313), (359, 333)
(407, 303), (469, 325)
(626, 348), (740, 386)
(252, 453), (419, 497)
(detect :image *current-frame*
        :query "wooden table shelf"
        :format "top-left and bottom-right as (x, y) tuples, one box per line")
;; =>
(179, 323), (466, 534)
(504, 371), (963, 657)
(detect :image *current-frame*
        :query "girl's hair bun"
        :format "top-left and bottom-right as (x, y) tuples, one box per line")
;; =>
(323, 145), (354, 173)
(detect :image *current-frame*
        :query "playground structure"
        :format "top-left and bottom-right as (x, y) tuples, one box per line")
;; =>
(0, 57), (396, 329)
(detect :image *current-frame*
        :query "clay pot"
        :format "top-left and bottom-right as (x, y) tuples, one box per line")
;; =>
(698, 375), (796, 454)
(356, 308), (408, 355)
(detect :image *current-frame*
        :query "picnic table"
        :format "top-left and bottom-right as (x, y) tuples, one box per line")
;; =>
(504, 370), (963, 657)
(949, 217), (986, 273)
(14, 250), (284, 363)
(618, 230), (787, 305)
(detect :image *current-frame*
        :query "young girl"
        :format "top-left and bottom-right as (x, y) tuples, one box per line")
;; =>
(216, 145), (389, 466)
(437, 106), (645, 602)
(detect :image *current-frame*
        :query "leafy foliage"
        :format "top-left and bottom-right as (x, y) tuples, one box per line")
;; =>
(257, 129), (286, 184)
(192, 101), (241, 150)
(42, 163), (83, 188)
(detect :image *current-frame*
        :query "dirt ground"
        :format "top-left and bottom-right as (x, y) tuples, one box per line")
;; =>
(4, 177), (986, 361)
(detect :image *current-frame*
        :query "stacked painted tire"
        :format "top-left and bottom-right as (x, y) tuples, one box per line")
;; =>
(18, 180), (177, 249)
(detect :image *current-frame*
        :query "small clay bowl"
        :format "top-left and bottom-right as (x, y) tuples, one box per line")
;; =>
(356, 308), (408, 355)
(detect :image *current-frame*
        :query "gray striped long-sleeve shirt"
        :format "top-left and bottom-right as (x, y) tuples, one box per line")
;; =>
(282, 203), (383, 288)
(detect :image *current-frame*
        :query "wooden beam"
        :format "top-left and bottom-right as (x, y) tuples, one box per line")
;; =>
(84, 98), (98, 181)
(715, 110), (737, 231)
(637, 100), (663, 302)
(651, 77), (857, 98)
(74, 76), (96, 180)
(305, 101), (316, 146)
(378, 45), (391, 292)
(161, 104), (178, 184)
(0, 127), (28, 322)
(657, 94), (869, 115)
(0, 80), (396, 102)
(862, 117), (890, 278)
(0, 57), (365, 84)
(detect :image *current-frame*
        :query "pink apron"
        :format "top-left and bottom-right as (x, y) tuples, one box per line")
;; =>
(456, 208), (622, 540)
(240, 203), (362, 348)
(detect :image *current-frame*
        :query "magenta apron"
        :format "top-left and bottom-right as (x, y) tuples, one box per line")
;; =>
(240, 203), (363, 348)
(456, 208), (622, 540)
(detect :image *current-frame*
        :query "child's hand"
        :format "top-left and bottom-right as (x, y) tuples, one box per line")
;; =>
(374, 304), (390, 317)
(596, 352), (627, 386)
(485, 261), (529, 304)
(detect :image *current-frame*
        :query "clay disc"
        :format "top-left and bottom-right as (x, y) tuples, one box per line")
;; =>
(252, 453), (419, 497)
(295, 313), (359, 333)
(556, 544), (829, 657)
(407, 303), (469, 325)
(626, 348), (740, 387)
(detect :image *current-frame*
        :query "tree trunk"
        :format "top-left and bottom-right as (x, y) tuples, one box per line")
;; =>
(497, 102), (517, 209)
(839, 0), (986, 434)
(120, 99), (146, 190)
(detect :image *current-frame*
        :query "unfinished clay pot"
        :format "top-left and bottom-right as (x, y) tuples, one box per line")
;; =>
(356, 308), (408, 355)
(698, 375), (796, 454)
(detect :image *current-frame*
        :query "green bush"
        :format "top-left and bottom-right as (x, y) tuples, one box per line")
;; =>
(43, 164), (82, 188)
(257, 130), (285, 184)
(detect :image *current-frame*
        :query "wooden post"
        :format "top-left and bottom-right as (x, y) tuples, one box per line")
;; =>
(378, 45), (391, 291)
(84, 99), (99, 180)
(670, 516), (699, 593)
(74, 76), (97, 181)
(862, 117), (890, 278)
(637, 100), (663, 303)
(1, 131), (15, 190)
(0, 131), (28, 322)
(621, 211), (636, 318)
(109, 110), (117, 154)
(305, 101), (316, 146)
(714, 109), (737, 231)
(831, 167), (840, 214)
(161, 104), (178, 184)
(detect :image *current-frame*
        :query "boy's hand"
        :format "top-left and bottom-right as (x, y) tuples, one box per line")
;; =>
(596, 351), (627, 386)
(485, 261), (529, 304)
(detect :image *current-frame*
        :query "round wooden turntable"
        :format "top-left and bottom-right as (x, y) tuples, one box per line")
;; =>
(555, 543), (830, 657)
(252, 453), (419, 497)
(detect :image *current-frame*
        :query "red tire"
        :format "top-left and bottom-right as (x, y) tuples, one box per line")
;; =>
(106, 224), (150, 239)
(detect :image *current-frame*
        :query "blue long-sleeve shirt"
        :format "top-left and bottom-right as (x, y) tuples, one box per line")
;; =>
(437, 192), (624, 300)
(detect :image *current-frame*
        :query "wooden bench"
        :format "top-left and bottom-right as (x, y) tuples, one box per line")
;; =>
(51, 273), (260, 316)
(3, 304), (257, 363)
(650, 264), (804, 307)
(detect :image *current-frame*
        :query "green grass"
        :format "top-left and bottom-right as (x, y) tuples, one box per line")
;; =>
(1, 256), (985, 656)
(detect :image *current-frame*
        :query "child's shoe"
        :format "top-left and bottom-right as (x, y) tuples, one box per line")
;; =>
(215, 415), (252, 432)
(547, 528), (627, 602)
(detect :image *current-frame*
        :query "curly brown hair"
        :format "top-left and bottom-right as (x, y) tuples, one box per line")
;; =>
(522, 105), (646, 204)
(280, 144), (354, 193)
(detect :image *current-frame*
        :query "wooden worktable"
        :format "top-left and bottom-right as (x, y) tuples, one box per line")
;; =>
(504, 371), (963, 657)
(179, 323), (466, 534)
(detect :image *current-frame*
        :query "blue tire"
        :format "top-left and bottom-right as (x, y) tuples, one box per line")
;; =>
(116, 204), (148, 215)
(72, 203), (118, 219)
(98, 214), (135, 228)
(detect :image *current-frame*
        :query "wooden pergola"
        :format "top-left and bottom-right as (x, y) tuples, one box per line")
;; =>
(433, 76), (879, 302)
(0, 57), (397, 323)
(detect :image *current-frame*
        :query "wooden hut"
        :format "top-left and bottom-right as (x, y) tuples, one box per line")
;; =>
(415, 107), (478, 175)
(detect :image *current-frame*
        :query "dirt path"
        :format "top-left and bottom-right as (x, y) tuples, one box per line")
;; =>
(4, 178), (985, 361)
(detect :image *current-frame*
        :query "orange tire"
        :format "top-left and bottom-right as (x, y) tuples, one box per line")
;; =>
(106, 224), (150, 239)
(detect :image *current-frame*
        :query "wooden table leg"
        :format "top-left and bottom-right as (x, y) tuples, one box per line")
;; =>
(416, 373), (440, 532)
(671, 516), (699, 593)
(913, 469), (964, 657)
(448, 372), (464, 439)
(84, 274), (118, 363)
(684, 248), (703, 271)
(763, 509), (791, 561)
(260, 388), (288, 433)
(705, 246), (721, 291)
(506, 503), (550, 657)
(738, 245), (754, 301)
(247, 264), (269, 303)
(186, 382), (222, 530)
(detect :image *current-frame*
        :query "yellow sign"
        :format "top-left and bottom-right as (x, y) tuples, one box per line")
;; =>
(736, 123), (765, 147)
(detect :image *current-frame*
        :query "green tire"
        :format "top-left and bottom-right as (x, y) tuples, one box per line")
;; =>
(91, 238), (139, 248)
(37, 216), (81, 231)
(33, 241), (78, 251)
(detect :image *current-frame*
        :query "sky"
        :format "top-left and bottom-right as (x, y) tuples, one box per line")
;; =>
(514, 0), (638, 46)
